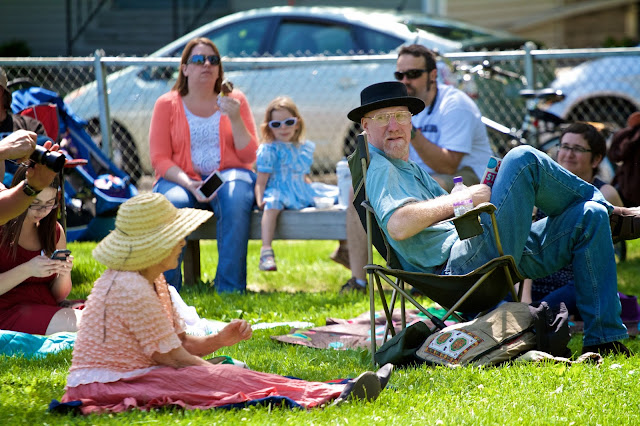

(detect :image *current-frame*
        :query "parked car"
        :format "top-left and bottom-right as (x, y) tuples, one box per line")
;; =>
(64, 6), (527, 179)
(543, 48), (640, 129)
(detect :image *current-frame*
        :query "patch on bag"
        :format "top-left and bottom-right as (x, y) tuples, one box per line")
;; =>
(422, 328), (482, 363)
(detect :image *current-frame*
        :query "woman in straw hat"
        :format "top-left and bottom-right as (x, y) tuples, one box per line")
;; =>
(59, 193), (391, 413)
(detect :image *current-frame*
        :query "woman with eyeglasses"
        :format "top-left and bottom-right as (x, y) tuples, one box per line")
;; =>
(520, 122), (623, 314)
(0, 166), (82, 334)
(149, 37), (258, 293)
(254, 96), (321, 271)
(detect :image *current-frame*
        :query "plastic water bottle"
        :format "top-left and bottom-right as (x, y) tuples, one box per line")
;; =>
(336, 158), (351, 207)
(451, 176), (474, 217)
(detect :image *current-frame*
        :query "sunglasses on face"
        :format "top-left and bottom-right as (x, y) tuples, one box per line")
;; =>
(394, 69), (429, 81)
(268, 117), (298, 129)
(187, 54), (221, 66)
(364, 111), (412, 126)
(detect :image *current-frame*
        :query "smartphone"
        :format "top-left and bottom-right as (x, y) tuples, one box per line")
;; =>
(51, 249), (71, 261)
(197, 171), (225, 198)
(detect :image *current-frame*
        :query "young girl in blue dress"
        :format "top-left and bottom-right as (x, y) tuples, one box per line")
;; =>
(255, 96), (317, 271)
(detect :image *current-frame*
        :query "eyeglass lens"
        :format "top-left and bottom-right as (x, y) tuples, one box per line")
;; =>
(29, 203), (58, 211)
(365, 111), (412, 126)
(188, 54), (220, 65)
(559, 144), (591, 153)
(268, 117), (298, 129)
(394, 69), (428, 81)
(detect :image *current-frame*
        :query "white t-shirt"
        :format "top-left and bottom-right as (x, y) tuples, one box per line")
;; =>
(410, 83), (493, 180)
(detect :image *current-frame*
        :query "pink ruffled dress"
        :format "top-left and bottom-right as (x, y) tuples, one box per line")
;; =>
(61, 270), (343, 413)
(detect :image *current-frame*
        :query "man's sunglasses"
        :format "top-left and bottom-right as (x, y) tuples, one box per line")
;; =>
(187, 54), (221, 66)
(268, 117), (298, 129)
(394, 69), (429, 80)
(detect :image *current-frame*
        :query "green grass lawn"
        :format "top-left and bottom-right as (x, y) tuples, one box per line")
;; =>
(2, 239), (640, 424)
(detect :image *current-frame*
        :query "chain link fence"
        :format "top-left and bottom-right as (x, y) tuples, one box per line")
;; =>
(1, 47), (638, 184)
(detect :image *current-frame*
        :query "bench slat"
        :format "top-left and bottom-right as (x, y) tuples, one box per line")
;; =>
(184, 208), (347, 285)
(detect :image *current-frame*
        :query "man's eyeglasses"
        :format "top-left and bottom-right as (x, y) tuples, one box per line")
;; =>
(394, 69), (429, 81)
(268, 117), (298, 129)
(187, 54), (221, 66)
(363, 111), (412, 126)
(29, 203), (58, 212)
(558, 144), (592, 154)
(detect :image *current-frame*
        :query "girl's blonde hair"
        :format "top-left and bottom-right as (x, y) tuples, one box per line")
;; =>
(260, 96), (305, 144)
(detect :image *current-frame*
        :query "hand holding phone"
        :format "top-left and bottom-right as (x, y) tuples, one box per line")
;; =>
(196, 171), (225, 199)
(51, 249), (71, 261)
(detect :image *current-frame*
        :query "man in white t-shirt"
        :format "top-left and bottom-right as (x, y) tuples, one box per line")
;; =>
(337, 44), (493, 294)
(398, 44), (492, 192)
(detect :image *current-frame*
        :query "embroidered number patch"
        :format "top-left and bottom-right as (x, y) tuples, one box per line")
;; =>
(423, 328), (482, 363)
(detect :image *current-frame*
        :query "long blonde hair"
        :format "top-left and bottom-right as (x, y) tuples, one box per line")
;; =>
(172, 37), (223, 96)
(260, 96), (306, 144)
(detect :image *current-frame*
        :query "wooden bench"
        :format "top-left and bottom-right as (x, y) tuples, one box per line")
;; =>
(184, 207), (347, 285)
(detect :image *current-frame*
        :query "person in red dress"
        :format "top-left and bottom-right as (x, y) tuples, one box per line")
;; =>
(0, 166), (81, 335)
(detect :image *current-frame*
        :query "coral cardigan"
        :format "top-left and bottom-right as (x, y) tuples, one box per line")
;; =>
(149, 89), (258, 181)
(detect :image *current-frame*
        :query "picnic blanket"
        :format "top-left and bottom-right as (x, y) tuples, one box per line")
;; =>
(0, 330), (76, 358)
(271, 311), (640, 351)
(271, 308), (458, 350)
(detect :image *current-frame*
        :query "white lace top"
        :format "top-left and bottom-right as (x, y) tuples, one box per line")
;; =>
(184, 101), (221, 175)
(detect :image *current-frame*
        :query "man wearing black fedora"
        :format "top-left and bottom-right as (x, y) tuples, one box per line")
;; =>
(349, 80), (638, 357)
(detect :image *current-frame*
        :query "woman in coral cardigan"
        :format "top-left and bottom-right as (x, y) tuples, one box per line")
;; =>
(150, 37), (258, 293)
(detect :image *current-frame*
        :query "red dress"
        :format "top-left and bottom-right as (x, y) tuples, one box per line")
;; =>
(0, 223), (63, 334)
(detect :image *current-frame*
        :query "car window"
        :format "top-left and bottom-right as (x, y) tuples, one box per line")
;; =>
(410, 23), (491, 42)
(272, 21), (358, 55)
(357, 27), (405, 53)
(206, 17), (272, 56)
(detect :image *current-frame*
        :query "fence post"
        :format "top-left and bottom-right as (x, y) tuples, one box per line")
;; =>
(523, 41), (536, 90)
(93, 49), (113, 159)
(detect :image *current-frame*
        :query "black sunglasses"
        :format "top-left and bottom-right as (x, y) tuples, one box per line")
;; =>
(187, 54), (221, 66)
(394, 69), (429, 80)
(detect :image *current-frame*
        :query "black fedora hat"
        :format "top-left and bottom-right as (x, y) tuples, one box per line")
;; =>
(348, 81), (425, 123)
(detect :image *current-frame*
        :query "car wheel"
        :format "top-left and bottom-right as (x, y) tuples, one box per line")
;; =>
(566, 96), (637, 129)
(86, 119), (143, 182)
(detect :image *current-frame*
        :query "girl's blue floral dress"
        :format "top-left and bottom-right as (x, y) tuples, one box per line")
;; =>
(256, 140), (317, 210)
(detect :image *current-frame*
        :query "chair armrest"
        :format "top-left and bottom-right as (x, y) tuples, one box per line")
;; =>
(432, 202), (496, 240)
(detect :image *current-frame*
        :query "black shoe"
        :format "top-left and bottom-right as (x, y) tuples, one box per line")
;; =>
(376, 363), (394, 390)
(610, 206), (640, 243)
(582, 341), (633, 357)
(332, 371), (381, 405)
(339, 277), (367, 294)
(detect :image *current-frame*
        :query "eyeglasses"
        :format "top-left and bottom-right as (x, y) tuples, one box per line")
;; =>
(363, 111), (412, 126)
(558, 144), (592, 154)
(187, 54), (221, 66)
(394, 69), (429, 80)
(29, 203), (58, 212)
(268, 117), (298, 129)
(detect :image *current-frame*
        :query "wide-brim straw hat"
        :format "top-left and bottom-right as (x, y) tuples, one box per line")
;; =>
(348, 81), (425, 123)
(93, 192), (213, 271)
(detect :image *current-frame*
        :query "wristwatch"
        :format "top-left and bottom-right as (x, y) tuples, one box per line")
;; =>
(22, 180), (42, 196)
(411, 126), (417, 140)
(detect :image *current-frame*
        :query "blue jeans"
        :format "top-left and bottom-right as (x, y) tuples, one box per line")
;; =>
(445, 146), (627, 346)
(153, 169), (256, 293)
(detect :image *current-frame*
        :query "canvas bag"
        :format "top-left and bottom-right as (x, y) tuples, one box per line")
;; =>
(415, 302), (537, 367)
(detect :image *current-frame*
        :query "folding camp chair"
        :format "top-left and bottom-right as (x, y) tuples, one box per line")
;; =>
(347, 133), (524, 365)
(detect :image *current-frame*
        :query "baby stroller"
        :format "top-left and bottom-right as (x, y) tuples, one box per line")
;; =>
(5, 79), (137, 241)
